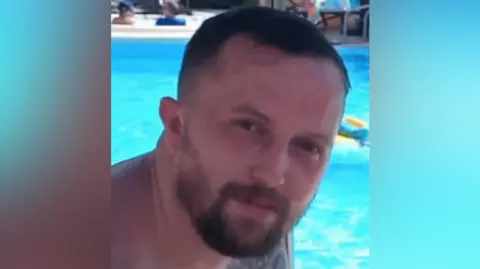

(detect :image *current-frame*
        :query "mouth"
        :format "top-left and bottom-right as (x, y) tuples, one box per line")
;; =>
(229, 198), (278, 221)
(245, 197), (277, 211)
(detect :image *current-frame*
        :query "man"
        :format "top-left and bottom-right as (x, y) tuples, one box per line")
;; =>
(112, 6), (350, 269)
(112, 1), (135, 25)
(155, 2), (186, 26)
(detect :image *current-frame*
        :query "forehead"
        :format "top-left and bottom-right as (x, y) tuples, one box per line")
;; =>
(192, 36), (345, 129)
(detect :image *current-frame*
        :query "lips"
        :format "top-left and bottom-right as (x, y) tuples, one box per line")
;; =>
(230, 199), (277, 220)
(220, 183), (287, 217)
(234, 196), (278, 214)
(246, 198), (276, 211)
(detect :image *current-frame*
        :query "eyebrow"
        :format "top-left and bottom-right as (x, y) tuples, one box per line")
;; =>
(231, 103), (333, 145)
(302, 132), (333, 145)
(231, 104), (271, 123)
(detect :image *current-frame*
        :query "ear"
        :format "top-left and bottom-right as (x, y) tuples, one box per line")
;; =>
(159, 97), (183, 153)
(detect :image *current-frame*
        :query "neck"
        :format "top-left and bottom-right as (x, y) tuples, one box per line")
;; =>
(151, 138), (231, 269)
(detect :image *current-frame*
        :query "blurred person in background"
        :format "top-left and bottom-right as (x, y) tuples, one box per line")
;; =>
(112, 1), (135, 25)
(155, 2), (186, 26)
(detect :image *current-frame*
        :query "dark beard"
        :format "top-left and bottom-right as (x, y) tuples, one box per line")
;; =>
(174, 128), (294, 258)
(177, 175), (289, 258)
(195, 183), (289, 258)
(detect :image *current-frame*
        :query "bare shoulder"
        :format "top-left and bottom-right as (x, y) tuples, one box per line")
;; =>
(111, 153), (154, 269)
(227, 243), (290, 269)
(111, 152), (154, 213)
(111, 153), (149, 180)
(111, 153), (153, 193)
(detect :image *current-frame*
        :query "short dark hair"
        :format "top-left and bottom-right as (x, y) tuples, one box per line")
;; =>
(117, 1), (134, 14)
(177, 6), (350, 100)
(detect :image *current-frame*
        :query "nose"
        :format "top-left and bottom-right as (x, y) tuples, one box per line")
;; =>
(251, 145), (290, 188)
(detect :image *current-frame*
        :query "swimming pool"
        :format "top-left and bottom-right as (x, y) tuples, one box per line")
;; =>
(112, 38), (369, 269)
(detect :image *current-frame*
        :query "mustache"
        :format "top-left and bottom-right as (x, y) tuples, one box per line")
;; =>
(219, 183), (289, 213)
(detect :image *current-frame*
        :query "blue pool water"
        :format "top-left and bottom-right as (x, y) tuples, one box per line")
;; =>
(112, 38), (369, 269)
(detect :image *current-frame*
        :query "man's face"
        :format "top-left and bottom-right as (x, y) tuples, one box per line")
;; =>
(165, 36), (345, 258)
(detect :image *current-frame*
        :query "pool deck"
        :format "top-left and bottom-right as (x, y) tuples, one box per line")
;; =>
(111, 11), (369, 46)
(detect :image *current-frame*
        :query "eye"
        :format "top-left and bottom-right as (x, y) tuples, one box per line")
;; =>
(292, 139), (321, 156)
(235, 119), (261, 133)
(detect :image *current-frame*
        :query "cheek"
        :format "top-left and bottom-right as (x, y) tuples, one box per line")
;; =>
(281, 160), (328, 204)
(197, 119), (252, 172)
(283, 177), (319, 205)
(283, 182), (319, 226)
(287, 200), (313, 226)
(184, 121), (243, 192)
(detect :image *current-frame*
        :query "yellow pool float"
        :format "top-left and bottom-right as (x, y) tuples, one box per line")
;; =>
(345, 116), (366, 128)
(335, 116), (368, 145)
(334, 134), (355, 143)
